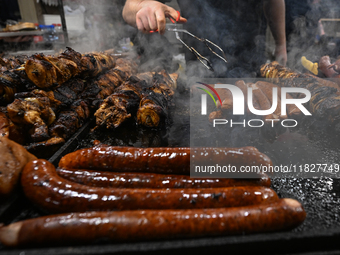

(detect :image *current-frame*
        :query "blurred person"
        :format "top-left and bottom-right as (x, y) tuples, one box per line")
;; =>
(122, 0), (287, 78)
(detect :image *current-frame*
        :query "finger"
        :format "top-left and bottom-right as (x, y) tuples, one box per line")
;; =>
(165, 8), (182, 23)
(155, 9), (167, 34)
(140, 16), (151, 32)
(177, 16), (187, 24)
(148, 13), (158, 32)
(136, 18), (144, 31)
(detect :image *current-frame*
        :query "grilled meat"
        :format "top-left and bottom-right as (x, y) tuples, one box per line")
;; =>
(0, 111), (9, 138)
(81, 58), (138, 105)
(94, 70), (177, 129)
(0, 136), (37, 198)
(0, 107), (27, 144)
(137, 71), (177, 127)
(0, 55), (27, 72)
(260, 62), (340, 123)
(49, 100), (90, 140)
(24, 48), (116, 89)
(94, 76), (148, 129)
(15, 78), (87, 111)
(24, 137), (65, 159)
(7, 97), (56, 142)
(0, 69), (29, 105)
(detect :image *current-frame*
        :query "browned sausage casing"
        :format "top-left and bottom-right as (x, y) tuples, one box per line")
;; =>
(0, 198), (306, 247)
(56, 168), (271, 188)
(319, 55), (338, 78)
(58, 146), (273, 174)
(22, 160), (278, 213)
(255, 81), (287, 120)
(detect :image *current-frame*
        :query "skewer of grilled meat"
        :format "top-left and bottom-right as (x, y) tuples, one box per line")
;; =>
(94, 76), (149, 129)
(22, 98), (90, 157)
(24, 47), (116, 89)
(137, 71), (177, 127)
(0, 55), (28, 72)
(48, 99), (91, 140)
(94, 70), (177, 129)
(0, 107), (27, 144)
(81, 58), (138, 107)
(260, 62), (340, 123)
(4, 76), (90, 155)
(0, 69), (31, 105)
(15, 78), (87, 111)
(6, 96), (56, 142)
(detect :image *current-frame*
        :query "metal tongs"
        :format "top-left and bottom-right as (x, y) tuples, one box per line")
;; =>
(151, 11), (228, 71)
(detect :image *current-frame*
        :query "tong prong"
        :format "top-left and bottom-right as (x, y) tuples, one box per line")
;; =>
(203, 39), (228, 63)
(167, 28), (228, 66)
(173, 30), (214, 71)
(190, 47), (214, 71)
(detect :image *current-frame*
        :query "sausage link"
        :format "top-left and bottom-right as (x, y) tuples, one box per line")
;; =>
(22, 160), (278, 213)
(285, 93), (303, 119)
(215, 87), (233, 113)
(56, 168), (271, 188)
(0, 198), (306, 247)
(248, 83), (277, 123)
(58, 146), (272, 174)
(255, 81), (287, 120)
(319, 56), (338, 78)
(235, 80), (261, 115)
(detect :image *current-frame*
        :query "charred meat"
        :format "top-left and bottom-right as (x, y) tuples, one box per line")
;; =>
(7, 97), (56, 142)
(24, 47), (116, 89)
(94, 76), (148, 129)
(137, 71), (177, 127)
(261, 62), (340, 123)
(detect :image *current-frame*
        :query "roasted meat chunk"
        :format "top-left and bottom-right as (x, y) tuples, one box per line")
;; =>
(0, 136), (37, 198)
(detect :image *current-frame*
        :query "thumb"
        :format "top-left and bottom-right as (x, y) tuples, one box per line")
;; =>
(177, 16), (187, 24)
(166, 7), (187, 24)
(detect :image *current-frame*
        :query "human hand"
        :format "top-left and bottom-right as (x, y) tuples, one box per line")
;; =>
(136, 1), (187, 34)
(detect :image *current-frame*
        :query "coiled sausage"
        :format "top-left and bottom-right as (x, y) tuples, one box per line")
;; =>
(22, 160), (278, 213)
(0, 198), (306, 247)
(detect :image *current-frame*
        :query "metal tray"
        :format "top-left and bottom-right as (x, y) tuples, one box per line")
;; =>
(1, 81), (340, 254)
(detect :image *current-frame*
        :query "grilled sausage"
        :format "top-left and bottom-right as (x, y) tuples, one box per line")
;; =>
(255, 81), (287, 120)
(285, 93), (303, 119)
(319, 56), (338, 78)
(215, 86), (233, 113)
(56, 168), (271, 188)
(248, 83), (277, 123)
(0, 198), (306, 247)
(235, 80), (261, 116)
(58, 146), (273, 174)
(209, 110), (225, 122)
(21, 160), (278, 213)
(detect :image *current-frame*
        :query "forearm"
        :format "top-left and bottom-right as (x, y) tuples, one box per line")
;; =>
(263, 0), (287, 65)
(263, 0), (286, 48)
